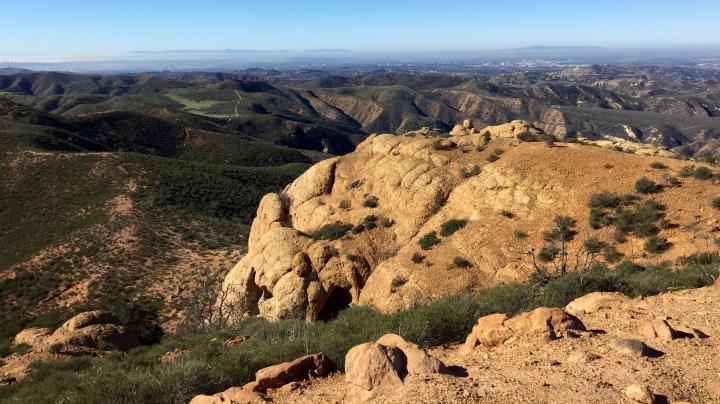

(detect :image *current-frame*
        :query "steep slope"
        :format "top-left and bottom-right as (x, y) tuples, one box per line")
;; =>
(223, 120), (720, 321)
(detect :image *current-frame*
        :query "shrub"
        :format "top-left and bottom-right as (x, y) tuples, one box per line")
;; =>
(338, 200), (350, 210)
(588, 208), (609, 229)
(418, 231), (441, 250)
(322, 246), (339, 260)
(499, 210), (514, 218)
(452, 257), (472, 268)
(634, 222), (657, 237)
(635, 177), (660, 194)
(588, 192), (621, 209)
(538, 246), (559, 262)
(677, 165), (713, 179)
(460, 165), (481, 178)
(678, 165), (696, 177)
(309, 222), (353, 240)
(602, 245), (622, 263)
(440, 219), (468, 237)
(486, 154), (500, 163)
(411, 253), (425, 264)
(644, 235), (671, 254)
(513, 230), (528, 239)
(362, 215), (378, 230)
(362, 196), (379, 208)
(517, 132), (536, 142)
(380, 217), (394, 227)
(649, 162), (667, 169)
(694, 166), (713, 180)
(389, 277), (407, 293)
(712, 197), (720, 210)
(583, 237), (606, 254)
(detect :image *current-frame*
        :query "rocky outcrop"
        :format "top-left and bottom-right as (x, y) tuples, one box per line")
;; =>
(344, 334), (447, 403)
(13, 310), (138, 354)
(460, 308), (585, 354)
(223, 119), (717, 322)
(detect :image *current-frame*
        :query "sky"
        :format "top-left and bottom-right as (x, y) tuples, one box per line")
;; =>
(3, 0), (720, 59)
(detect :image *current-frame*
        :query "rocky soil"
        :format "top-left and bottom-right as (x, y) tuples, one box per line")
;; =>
(273, 284), (720, 403)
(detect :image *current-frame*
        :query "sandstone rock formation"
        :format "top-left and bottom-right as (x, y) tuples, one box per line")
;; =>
(565, 292), (629, 316)
(2, 311), (139, 383)
(190, 353), (335, 404)
(222, 120), (720, 322)
(460, 307), (585, 354)
(344, 334), (447, 403)
(14, 310), (137, 354)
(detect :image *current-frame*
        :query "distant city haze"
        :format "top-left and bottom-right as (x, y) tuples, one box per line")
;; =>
(3, 0), (720, 61)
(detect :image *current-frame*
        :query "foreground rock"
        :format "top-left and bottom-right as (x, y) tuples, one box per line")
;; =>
(344, 334), (447, 402)
(191, 354), (335, 404)
(625, 384), (656, 404)
(565, 292), (629, 316)
(461, 307), (585, 354)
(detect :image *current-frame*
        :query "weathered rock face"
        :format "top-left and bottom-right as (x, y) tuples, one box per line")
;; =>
(190, 353), (335, 404)
(223, 119), (720, 322)
(461, 308), (585, 354)
(565, 292), (629, 316)
(344, 334), (447, 403)
(12, 311), (138, 355)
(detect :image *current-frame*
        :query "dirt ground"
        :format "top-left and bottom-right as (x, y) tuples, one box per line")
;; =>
(276, 285), (720, 403)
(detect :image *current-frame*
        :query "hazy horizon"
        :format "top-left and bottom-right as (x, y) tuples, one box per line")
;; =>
(3, 0), (720, 62)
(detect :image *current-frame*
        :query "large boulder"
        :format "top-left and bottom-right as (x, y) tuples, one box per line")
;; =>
(46, 310), (138, 352)
(255, 353), (335, 390)
(344, 334), (448, 402)
(189, 385), (270, 404)
(461, 308), (585, 354)
(345, 343), (406, 393)
(565, 292), (629, 316)
(375, 334), (445, 375)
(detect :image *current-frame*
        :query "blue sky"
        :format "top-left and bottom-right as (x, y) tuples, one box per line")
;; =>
(3, 0), (720, 57)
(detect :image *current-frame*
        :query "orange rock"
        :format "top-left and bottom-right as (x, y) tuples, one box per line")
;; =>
(255, 353), (334, 391)
(344, 343), (406, 393)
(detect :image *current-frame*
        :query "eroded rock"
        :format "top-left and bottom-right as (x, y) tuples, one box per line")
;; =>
(461, 308), (585, 354)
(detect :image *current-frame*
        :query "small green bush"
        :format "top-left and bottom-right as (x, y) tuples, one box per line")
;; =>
(309, 222), (353, 240)
(411, 253), (425, 264)
(712, 197), (720, 210)
(440, 219), (467, 237)
(486, 154), (500, 163)
(602, 245), (622, 263)
(513, 230), (528, 239)
(644, 235), (671, 254)
(588, 192), (621, 209)
(418, 231), (441, 250)
(362, 215), (378, 230)
(362, 196), (379, 208)
(635, 177), (660, 194)
(452, 257), (472, 268)
(694, 166), (713, 180)
(538, 246), (559, 262)
(390, 277), (407, 293)
(649, 162), (667, 169)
